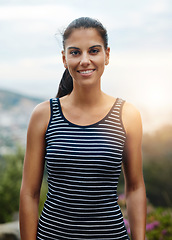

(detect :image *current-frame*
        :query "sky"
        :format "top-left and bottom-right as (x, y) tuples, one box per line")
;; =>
(0, 0), (172, 132)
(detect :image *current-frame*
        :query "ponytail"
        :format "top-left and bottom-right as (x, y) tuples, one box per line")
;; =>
(56, 69), (73, 98)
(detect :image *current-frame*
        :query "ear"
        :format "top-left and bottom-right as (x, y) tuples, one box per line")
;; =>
(62, 50), (67, 68)
(105, 47), (110, 65)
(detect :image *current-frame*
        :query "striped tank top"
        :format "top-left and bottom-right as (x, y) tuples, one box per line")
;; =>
(37, 97), (130, 240)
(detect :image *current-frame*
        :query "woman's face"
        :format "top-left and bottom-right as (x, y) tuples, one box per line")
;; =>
(62, 28), (110, 87)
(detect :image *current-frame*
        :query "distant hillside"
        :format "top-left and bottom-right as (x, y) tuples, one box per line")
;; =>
(0, 89), (43, 110)
(0, 89), (44, 154)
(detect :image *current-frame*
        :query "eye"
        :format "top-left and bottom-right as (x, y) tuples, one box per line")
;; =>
(70, 50), (80, 56)
(89, 48), (100, 55)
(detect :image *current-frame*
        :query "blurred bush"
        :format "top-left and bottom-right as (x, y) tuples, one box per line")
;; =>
(0, 146), (48, 223)
(143, 161), (172, 207)
(118, 124), (172, 207)
(142, 125), (172, 162)
(0, 147), (23, 223)
(142, 125), (172, 207)
(118, 195), (172, 240)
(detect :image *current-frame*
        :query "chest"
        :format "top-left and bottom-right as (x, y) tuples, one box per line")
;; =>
(61, 105), (115, 126)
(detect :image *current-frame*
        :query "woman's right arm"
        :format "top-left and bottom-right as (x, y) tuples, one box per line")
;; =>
(19, 101), (50, 240)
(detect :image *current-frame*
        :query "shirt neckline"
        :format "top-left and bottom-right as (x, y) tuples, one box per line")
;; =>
(57, 97), (118, 128)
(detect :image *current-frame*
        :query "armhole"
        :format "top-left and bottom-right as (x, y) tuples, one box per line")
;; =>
(45, 98), (53, 135)
(119, 99), (127, 137)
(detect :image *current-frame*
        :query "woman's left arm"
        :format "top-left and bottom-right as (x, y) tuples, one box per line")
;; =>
(122, 102), (147, 240)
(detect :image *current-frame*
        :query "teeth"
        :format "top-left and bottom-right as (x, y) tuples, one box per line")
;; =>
(79, 70), (93, 74)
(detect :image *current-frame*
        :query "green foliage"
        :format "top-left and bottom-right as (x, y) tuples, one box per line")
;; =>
(0, 146), (48, 223)
(146, 206), (172, 240)
(118, 195), (172, 240)
(142, 125), (172, 207)
(0, 147), (24, 223)
(117, 125), (172, 207)
(143, 161), (172, 207)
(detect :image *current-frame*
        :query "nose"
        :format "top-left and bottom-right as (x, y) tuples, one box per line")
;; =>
(80, 53), (91, 66)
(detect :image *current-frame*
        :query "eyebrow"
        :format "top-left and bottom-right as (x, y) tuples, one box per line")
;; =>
(90, 45), (102, 49)
(67, 45), (102, 50)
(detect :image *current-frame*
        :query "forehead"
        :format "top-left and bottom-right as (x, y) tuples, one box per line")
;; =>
(64, 28), (104, 48)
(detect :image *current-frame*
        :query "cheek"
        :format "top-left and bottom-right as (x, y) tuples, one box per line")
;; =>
(66, 59), (78, 77)
(67, 57), (78, 67)
(90, 55), (106, 67)
(96, 58), (106, 69)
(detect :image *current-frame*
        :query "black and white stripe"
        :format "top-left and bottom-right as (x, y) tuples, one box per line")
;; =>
(37, 98), (129, 240)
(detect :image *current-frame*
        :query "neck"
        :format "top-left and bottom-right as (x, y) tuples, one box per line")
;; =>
(69, 83), (105, 108)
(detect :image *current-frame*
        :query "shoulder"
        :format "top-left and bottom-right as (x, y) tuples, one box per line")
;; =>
(122, 101), (142, 136)
(31, 100), (50, 120)
(28, 100), (50, 134)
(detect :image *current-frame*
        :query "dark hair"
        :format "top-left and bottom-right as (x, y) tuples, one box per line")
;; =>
(56, 17), (108, 98)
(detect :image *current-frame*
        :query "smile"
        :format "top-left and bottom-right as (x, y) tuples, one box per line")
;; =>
(78, 69), (95, 74)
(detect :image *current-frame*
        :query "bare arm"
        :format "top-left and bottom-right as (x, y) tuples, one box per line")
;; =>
(122, 102), (147, 240)
(19, 101), (50, 240)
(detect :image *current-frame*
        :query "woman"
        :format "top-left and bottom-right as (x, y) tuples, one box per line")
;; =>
(19, 17), (146, 240)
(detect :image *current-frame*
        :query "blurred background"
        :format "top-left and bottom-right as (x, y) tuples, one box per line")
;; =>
(0, 0), (171, 239)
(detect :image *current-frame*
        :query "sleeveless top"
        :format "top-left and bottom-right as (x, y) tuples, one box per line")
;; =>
(37, 97), (130, 240)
